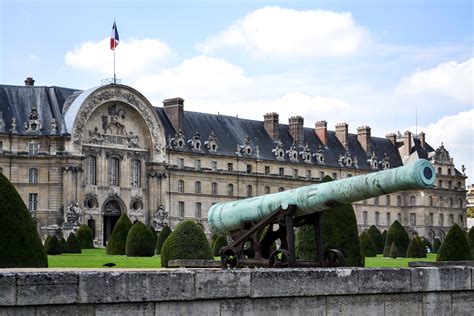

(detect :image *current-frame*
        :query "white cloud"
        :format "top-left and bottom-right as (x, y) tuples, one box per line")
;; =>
(396, 58), (473, 104)
(65, 38), (171, 77)
(197, 6), (367, 59)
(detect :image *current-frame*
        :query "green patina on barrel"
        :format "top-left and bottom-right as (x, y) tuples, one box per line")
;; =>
(208, 159), (435, 236)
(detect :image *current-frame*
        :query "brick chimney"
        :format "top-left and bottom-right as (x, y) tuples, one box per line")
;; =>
(163, 98), (184, 132)
(24, 77), (35, 86)
(289, 116), (304, 145)
(357, 126), (371, 153)
(335, 123), (349, 149)
(403, 131), (412, 156)
(385, 133), (397, 145)
(315, 121), (328, 146)
(264, 112), (279, 140)
(419, 131), (426, 149)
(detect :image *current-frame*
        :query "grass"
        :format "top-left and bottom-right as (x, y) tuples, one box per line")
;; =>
(48, 248), (161, 268)
(47, 249), (437, 269)
(364, 253), (437, 268)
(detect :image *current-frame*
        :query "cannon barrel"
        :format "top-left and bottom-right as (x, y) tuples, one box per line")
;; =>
(208, 159), (435, 236)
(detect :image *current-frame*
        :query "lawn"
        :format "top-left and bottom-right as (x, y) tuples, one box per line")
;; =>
(48, 249), (436, 268)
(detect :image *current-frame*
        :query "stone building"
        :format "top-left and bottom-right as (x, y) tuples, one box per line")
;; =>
(0, 79), (467, 245)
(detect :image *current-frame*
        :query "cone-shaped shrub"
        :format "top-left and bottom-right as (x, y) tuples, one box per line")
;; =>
(106, 213), (132, 255)
(125, 222), (155, 257)
(422, 238), (432, 252)
(432, 237), (441, 253)
(468, 227), (474, 257)
(359, 231), (377, 257)
(436, 224), (472, 261)
(382, 230), (387, 247)
(383, 220), (409, 257)
(416, 236), (427, 258)
(212, 236), (228, 256)
(149, 225), (157, 245)
(77, 224), (94, 249)
(0, 173), (48, 268)
(67, 232), (81, 253)
(59, 236), (69, 253)
(155, 224), (172, 255)
(296, 225), (316, 260)
(367, 225), (384, 254)
(161, 220), (213, 267)
(46, 235), (62, 255)
(389, 241), (399, 258)
(406, 236), (426, 258)
(44, 235), (52, 248)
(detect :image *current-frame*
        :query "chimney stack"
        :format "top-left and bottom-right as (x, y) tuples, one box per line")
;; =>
(24, 77), (35, 86)
(289, 116), (304, 145)
(419, 131), (426, 149)
(386, 133), (397, 145)
(403, 131), (412, 156)
(163, 97), (184, 132)
(264, 112), (279, 140)
(357, 126), (371, 153)
(335, 123), (349, 149)
(315, 121), (328, 146)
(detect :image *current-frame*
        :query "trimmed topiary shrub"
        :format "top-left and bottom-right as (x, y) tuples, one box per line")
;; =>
(209, 233), (218, 251)
(296, 225), (316, 260)
(106, 213), (132, 255)
(44, 235), (52, 248)
(59, 236), (69, 253)
(46, 235), (62, 255)
(383, 220), (409, 257)
(155, 224), (172, 255)
(432, 237), (441, 253)
(67, 232), (81, 254)
(212, 235), (228, 256)
(416, 236), (427, 258)
(76, 224), (94, 249)
(367, 225), (384, 254)
(0, 173), (48, 268)
(359, 231), (377, 257)
(422, 238), (432, 252)
(406, 236), (426, 258)
(382, 230), (387, 247)
(149, 225), (157, 245)
(436, 224), (472, 261)
(388, 241), (399, 258)
(161, 220), (213, 267)
(125, 222), (155, 257)
(468, 227), (474, 257)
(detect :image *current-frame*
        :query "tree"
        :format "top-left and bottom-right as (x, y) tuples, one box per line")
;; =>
(432, 238), (441, 253)
(367, 225), (384, 254)
(59, 236), (69, 253)
(67, 232), (81, 253)
(161, 220), (213, 267)
(0, 173), (48, 268)
(106, 213), (132, 255)
(359, 231), (377, 257)
(468, 227), (474, 258)
(415, 236), (427, 258)
(155, 224), (172, 255)
(436, 224), (472, 261)
(76, 224), (94, 249)
(125, 222), (155, 257)
(46, 235), (62, 255)
(388, 241), (399, 258)
(44, 235), (52, 249)
(383, 220), (409, 257)
(212, 236), (228, 256)
(406, 236), (426, 258)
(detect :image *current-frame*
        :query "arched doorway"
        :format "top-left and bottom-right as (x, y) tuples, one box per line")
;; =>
(102, 200), (122, 246)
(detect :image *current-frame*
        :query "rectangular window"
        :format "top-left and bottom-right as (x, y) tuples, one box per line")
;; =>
(347, 173), (352, 178)
(386, 195), (391, 206)
(374, 197), (379, 205)
(265, 186), (270, 194)
(264, 166), (270, 175)
(459, 215), (463, 225)
(363, 211), (368, 225)
(195, 181), (201, 194)
(195, 160), (201, 171)
(448, 181), (452, 189)
(178, 180), (184, 193)
(306, 170), (311, 179)
(177, 158), (184, 169)
(227, 163), (233, 172)
(0, 141), (3, 153)
(439, 214), (444, 226)
(429, 213), (433, 226)
(247, 185), (253, 197)
(293, 169), (298, 178)
(279, 167), (284, 176)
(397, 213), (402, 222)
(28, 142), (39, 155)
(227, 184), (234, 196)
(410, 213), (416, 226)
(449, 214), (454, 225)
(211, 161), (217, 172)
(29, 168), (38, 183)
(386, 212), (391, 225)
(131, 160), (141, 188)
(319, 171), (324, 179)
(179, 201), (185, 218)
(246, 164), (252, 174)
(109, 158), (120, 186)
(28, 193), (38, 212)
(438, 180), (442, 188)
(195, 202), (202, 218)
(375, 212), (380, 226)
(212, 182), (218, 195)
(397, 196), (402, 206)
(332, 172), (337, 180)
(86, 156), (97, 185)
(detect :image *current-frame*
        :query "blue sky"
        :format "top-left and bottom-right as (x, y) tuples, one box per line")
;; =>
(1, 0), (473, 180)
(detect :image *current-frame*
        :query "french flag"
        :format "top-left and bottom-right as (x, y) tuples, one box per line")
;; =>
(110, 21), (119, 50)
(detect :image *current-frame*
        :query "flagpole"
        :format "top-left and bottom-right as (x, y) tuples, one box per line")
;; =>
(113, 48), (116, 84)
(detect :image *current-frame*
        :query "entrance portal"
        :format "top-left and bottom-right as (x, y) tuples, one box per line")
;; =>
(102, 200), (122, 246)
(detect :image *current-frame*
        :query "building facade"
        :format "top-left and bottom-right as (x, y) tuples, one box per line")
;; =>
(0, 79), (468, 245)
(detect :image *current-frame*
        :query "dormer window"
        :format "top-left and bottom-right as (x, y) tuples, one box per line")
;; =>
(272, 143), (285, 160)
(205, 132), (219, 153)
(300, 144), (312, 163)
(287, 143), (299, 162)
(189, 132), (202, 151)
(314, 145), (325, 164)
(171, 130), (186, 149)
(368, 152), (379, 170)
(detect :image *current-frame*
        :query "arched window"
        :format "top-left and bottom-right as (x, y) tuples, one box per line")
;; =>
(212, 182), (218, 195)
(279, 187), (285, 192)
(195, 181), (201, 194)
(459, 198), (463, 208)
(109, 157), (120, 186)
(264, 186), (270, 194)
(178, 180), (184, 193)
(28, 168), (38, 183)
(87, 218), (96, 239)
(227, 183), (234, 196)
(85, 156), (96, 185)
(437, 167), (442, 175)
(247, 185), (253, 197)
(447, 168), (451, 175)
(131, 159), (141, 188)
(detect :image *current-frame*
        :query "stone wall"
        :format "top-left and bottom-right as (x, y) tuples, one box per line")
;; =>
(0, 267), (473, 315)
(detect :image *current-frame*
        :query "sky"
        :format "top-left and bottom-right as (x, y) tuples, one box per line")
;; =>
(1, 0), (473, 181)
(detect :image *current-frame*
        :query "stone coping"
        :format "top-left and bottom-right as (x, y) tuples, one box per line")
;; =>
(0, 267), (472, 307)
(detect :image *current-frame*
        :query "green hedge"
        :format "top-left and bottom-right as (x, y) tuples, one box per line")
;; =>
(161, 220), (213, 267)
(106, 213), (132, 255)
(359, 231), (377, 257)
(212, 236), (228, 256)
(296, 225), (316, 260)
(125, 222), (155, 257)
(436, 224), (472, 261)
(77, 224), (94, 249)
(367, 225), (384, 254)
(468, 227), (474, 258)
(67, 232), (81, 254)
(0, 173), (48, 268)
(383, 220), (409, 257)
(59, 236), (69, 253)
(155, 224), (172, 255)
(46, 235), (62, 255)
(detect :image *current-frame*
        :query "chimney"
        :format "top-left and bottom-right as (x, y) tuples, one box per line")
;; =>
(24, 77), (35, 86)
(419, 131), (426, 149)
(163, 97), (184, 132)
(289, 116), (304, 145)
(357, 126), (371, 153)
(335, 123), (349, 149)
(315, 121), (328, 146)
(386, 133), (397, 145)
(264, 112), (279, 140)
(403, 131), (412, 156)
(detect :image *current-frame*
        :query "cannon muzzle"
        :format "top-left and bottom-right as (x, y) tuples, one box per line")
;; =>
(209, 159), (435, 236)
